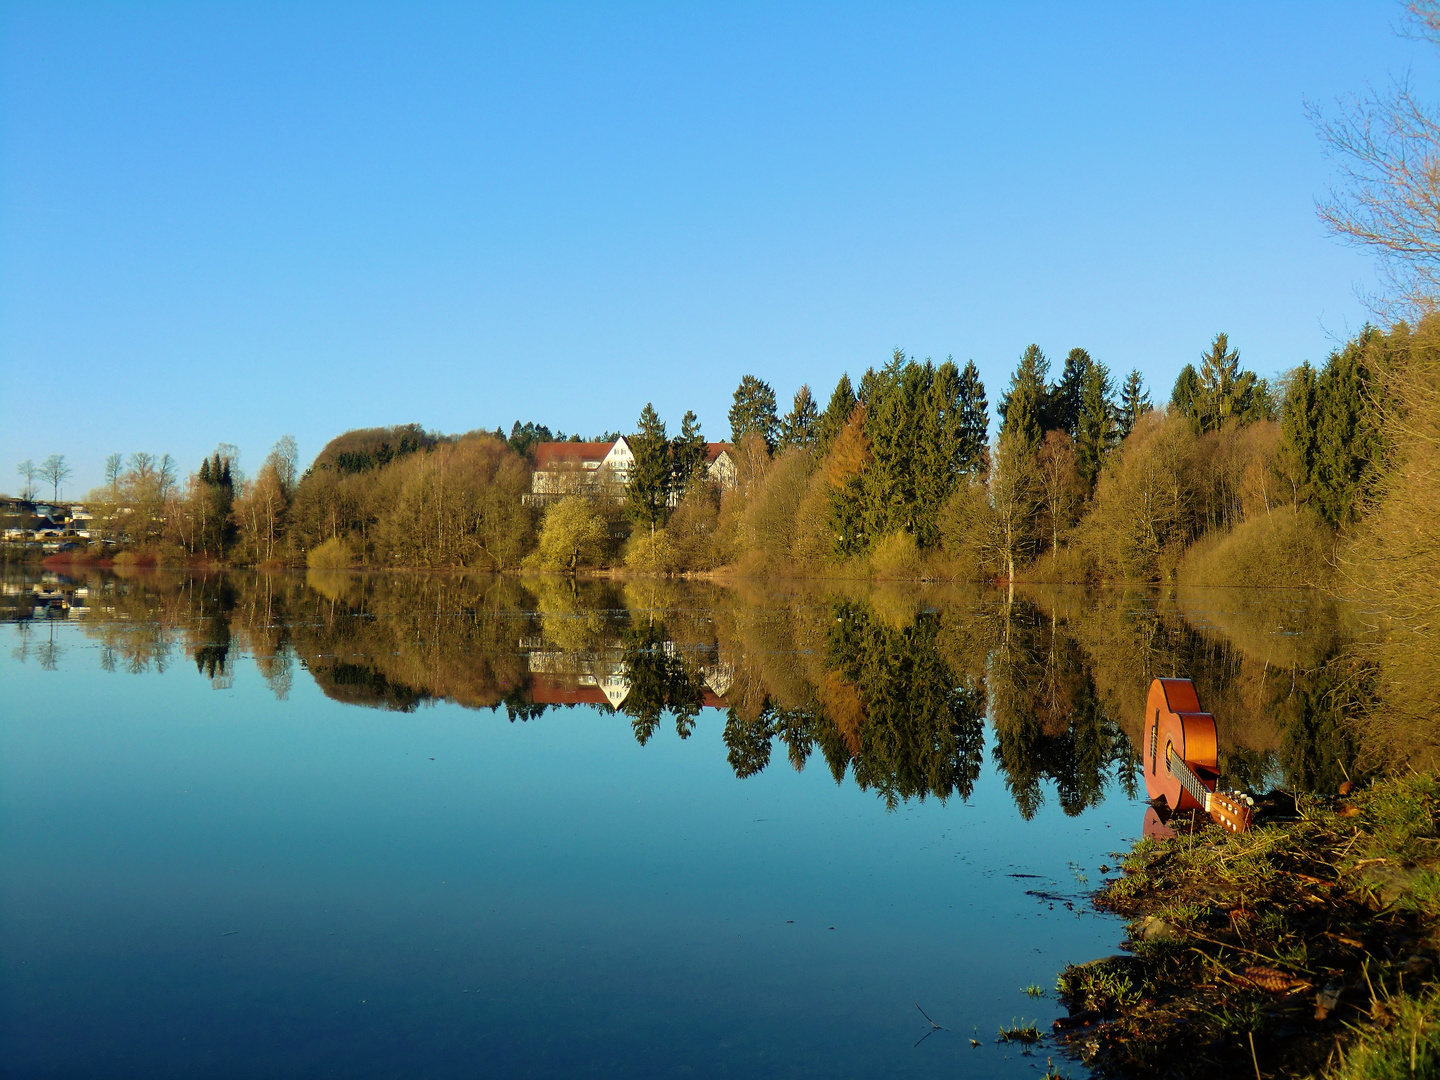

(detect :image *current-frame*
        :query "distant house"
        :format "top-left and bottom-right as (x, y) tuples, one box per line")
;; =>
(703, 443), (737, 491)
(527, 438), (737, 505)
(527, 438), (635, 504)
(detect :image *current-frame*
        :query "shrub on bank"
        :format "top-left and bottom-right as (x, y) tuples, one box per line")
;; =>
(1176, 504), (1335, 589)
(306, 537), (354, 570)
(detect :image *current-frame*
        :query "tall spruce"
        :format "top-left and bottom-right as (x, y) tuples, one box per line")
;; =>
(815, 374), (857, 455)
(997, 344), (1050, 449)
(848, 351), (987, 549)
(627, 403), (671, 535)
(1176, 333), (1273, 432)
(728, 375), (779, 451)
(1170, 363), (1202, 423)
(1074, 361), (1118, 487)
(777, 385), (821, 451)
(1052, 348), (1094, 437)
(1279, 362), (1319, 505)
(1278, 329), (1383, 525)
(1118, 370), (1152, 438)
(671, 410), (707, 493)
(955, 359), (990, 475)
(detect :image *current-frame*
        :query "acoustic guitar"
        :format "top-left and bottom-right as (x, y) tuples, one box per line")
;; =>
(1143, 678), (1253, 834)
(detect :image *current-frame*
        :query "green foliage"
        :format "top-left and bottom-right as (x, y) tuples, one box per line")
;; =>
(1325, 989), (1440, 1080)
(1169, 363), (1202, 420)
(848, 351), (990, 551)
(1052, 347), (1093, 436)
(998, 343), (1050, 449)
(868, 529), (920, 579)
(1056, 958), (1141, 1012)
(619, 620), (705, 743)
(988, 602), (1135, 818)
(627, 403), (671, 533)
(777, 384), (820, 451)
(1075, 361), (1118, 487)
(729, 375), (779, 451)
(824, 601), (986, 807)
(1278, 328), (1383, 525)
(671, 410), (707, 492)
(319, 424), (436, 476)
(507, 421), (555, 458)
(306, 536), (354, 569)
(528, 495), (609, 571)
(1175, 334), (1275, 434)
(1118, 369), (1152, 438)
(815, 373), (857, 456)
(996, 1021), (1042, 1044)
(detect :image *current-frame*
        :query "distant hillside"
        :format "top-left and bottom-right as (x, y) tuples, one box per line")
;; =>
(308, 424), (439, 476)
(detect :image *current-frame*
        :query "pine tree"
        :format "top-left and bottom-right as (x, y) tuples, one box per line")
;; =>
(1052, 348), (1093, 437)
(199, 457), (212, 485)
(815, 374), (857, 455)
(1118, 370), (1152, 438)
(671, 410), (707, 493)
(1170, 364), (1202, 427)
(1278, 329), (1383, 525)
(627, 403), (671, 535)
(955, 360), (990, 475)
(777, 385), (820, 451)
(997, 344), (1050, 449)
(1074, 362), (1117, 487)
(1278, 362), (1318, 506)
(728, 375), (779, 451)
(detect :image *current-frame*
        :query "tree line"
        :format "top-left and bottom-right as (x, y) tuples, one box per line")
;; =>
(5, 321), (1409, 595)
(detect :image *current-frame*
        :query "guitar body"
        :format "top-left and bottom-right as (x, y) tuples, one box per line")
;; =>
(1144, 678), (1219, 810)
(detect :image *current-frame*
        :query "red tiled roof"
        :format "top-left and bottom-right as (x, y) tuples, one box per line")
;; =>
(704, 442), (733, 463)
(532, 442), (613, 468)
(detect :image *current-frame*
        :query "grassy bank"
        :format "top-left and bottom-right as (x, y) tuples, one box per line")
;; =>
(1056, 775), (1440, 1077)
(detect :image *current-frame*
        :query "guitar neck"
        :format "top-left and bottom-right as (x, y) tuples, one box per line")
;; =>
(1165, 742), (1212, 808)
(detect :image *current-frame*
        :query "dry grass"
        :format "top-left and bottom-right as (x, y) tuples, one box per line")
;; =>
(1176, 504), (1337, 590)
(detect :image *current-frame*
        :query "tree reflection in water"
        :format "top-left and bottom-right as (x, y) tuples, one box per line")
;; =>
(0, 568), (1374, 815)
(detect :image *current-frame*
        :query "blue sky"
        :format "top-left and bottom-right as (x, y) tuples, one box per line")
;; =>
(0, 2), (1423, 493)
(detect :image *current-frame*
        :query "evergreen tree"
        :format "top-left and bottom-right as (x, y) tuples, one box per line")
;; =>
(997, 344), (1050, 449)
(1278, 329), (1383, 525)
(955, 360), (990, 475)
(199, 457), (212, 485)
(1118, 370), (1152, 438)
(507, 421), (554, 458)
(815, 374), (857, 455)
(850, 352), (988, 549)
(1074, 361), (1117, 487)
(777, 385), (820, 451)
(1052, 348), (1093, 437)
(728, 375), (779, 451)
(1170, 364), (1202, 423)
(627, 404), (671, 535)
(1176, 333), (1273, 432)
(1278, 362), (1319, 505)
(670, 410), (707, 493)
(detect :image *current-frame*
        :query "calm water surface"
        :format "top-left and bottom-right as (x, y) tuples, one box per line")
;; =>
(0, 571), (1350, 1078)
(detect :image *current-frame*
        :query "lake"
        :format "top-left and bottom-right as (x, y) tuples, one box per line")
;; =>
(0, 569), (1351, 1078)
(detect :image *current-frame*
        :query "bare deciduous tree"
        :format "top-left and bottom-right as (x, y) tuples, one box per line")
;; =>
(39, 455), (72, 501)
(1312, 1), (1440, 313)
(15, 459), (38, 500)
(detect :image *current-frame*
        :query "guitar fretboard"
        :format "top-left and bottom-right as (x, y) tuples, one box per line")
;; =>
(1165, 742), (1211, 807)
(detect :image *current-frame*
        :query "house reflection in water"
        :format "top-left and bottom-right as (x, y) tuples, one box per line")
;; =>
(521, 634), (731, 711)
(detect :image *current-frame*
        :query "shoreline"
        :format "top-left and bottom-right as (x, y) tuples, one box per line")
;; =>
(1055, 775), (1440, 1078)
